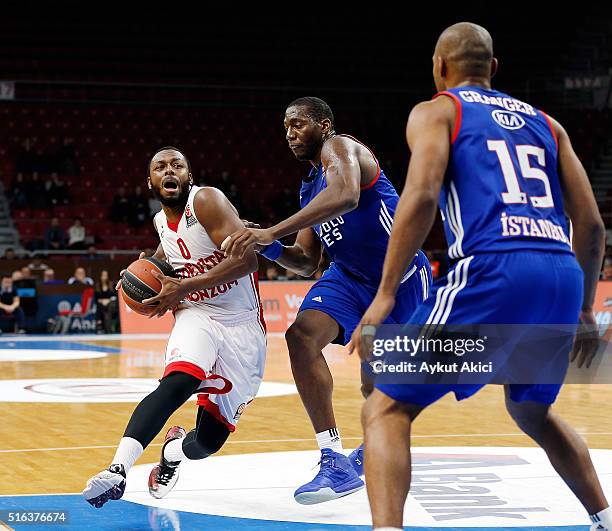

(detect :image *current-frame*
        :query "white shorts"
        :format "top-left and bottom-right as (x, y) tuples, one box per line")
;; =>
(163, 308), (266, 431)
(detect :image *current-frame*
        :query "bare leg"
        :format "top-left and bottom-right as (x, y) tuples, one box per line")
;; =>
(362, 389), (423, 528)
(505, 387), (608, 515)
(285, 310), (340, 433)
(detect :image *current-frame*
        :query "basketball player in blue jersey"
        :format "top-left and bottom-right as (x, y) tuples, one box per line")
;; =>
(223, 97), (431, 504)
(348, 23), (610, 531)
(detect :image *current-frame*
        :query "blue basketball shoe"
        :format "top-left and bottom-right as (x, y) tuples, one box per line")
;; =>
(348, 444), (364, 476)
(294, 448), (364, 504)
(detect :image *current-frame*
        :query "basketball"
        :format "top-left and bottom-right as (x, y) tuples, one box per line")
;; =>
(120, 257), (176, 315)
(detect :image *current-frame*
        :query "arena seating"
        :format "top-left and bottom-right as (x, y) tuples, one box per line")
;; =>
(0, 6), (610, 252)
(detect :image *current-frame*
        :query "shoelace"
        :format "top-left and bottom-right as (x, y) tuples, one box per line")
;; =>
(313, 455), (338, 479)
(156, 463), (178, 486)
(108, 464), (125, 478)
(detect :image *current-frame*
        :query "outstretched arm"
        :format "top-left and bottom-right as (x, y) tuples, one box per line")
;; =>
(271, 228), (323, 277)
(223, 136), (362, 258)
(348, 96), (455, 358)
(269, 136), (362, 238)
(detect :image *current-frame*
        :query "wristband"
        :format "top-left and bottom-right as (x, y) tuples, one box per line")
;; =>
(361, 324), (377, 336)
(259, 240), (284, 261)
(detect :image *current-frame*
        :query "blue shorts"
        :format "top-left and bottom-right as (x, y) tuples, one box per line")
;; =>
(298, 251), (432, 345)
(376, 251), (583, 406)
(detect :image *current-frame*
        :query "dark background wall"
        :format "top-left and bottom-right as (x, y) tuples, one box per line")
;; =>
(0, 5), (611, 282)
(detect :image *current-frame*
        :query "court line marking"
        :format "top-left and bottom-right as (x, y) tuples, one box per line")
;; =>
(0, 492), (80, 497)
(0, 334), (171, 342)
(4, 470), (612, 499)
(0, 333), (287, 342)
(2, 432), (612, 454)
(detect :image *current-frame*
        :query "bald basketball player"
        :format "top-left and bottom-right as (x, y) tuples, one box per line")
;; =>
(348, 23), (610, 530)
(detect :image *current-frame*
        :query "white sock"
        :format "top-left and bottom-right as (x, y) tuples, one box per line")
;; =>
(315, 428), (343, 452)
(591, 506), (612, 528)
(111, 437), (144, 473)
(163, 437), (187, 463)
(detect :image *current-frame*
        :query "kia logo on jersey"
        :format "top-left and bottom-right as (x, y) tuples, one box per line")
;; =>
(491, 110), (526, 130)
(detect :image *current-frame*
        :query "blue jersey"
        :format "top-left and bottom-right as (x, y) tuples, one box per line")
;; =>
(299, 135), (419, 287)
(436, 86), (572, 260)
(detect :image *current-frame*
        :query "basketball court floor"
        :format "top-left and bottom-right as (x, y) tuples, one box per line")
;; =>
(0, 333), (611, 530)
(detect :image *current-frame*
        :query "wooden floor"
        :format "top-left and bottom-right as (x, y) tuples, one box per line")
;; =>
(1, 334), (611, 496)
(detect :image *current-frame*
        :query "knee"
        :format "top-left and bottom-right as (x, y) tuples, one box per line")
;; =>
(285, 322), (316, 359)
(505, 400), (549, 437)
(183, 413), (230, 460)
(361, 391), (420, 432)
(361, 394), (380, 432)
(157, 372), (201, 405)
(197, 429), (227, 456)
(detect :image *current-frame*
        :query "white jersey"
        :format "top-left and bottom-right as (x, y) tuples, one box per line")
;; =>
(153, 186), (264, 326)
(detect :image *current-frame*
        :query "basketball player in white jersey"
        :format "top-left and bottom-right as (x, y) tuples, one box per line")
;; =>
(83, 147), (266, 508)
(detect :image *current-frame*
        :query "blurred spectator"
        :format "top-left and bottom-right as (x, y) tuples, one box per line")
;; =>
(426, 251), (440, 279)
(129, 185), (151, 227)
(56, 137), (79, 176)
(45, 172), (70, 206)
(286, 269), (301, 280)
(28, 257), (49, 271)
(95, 270), (118, 333)
(85, 245), (101, 260)
(35, 145), (52, 173)
(45, 217), (67, 250)
(20, 266), (34, 280)
(68, 267), (94, 286)
(265, 264), (279, 281)
(68, 217), (86, 250)
(602, 257), (612, 280)
(0, 276), (26, 333)
(29, 172), (48, 209)
(110, 186), (131, 223)
(11, 270), (23, 282)
(14, 271), (38, 318)
(9, 173), (28, 209)
(43, 268), (64, 285)
(2, 248), (17, 260)
(15, 138), (36, 173)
